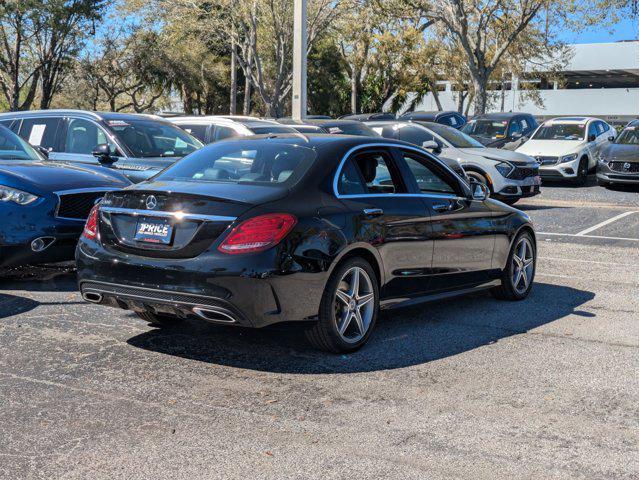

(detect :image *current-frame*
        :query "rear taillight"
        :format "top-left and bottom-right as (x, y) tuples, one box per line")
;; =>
(82, 205), (99, 239)
(218, 213), (297, 254)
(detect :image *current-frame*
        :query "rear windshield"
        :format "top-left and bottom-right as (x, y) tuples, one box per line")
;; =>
(323, 123), (379, 136)
(250, 125), (297, 135)
(532, 123), (585, 141)
(155, 141), (316, 186)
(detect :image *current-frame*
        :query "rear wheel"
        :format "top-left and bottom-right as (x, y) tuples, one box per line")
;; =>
(305, 257), (379, 353)
(491, 230), (536, 301)
(136, 311), (183, 327)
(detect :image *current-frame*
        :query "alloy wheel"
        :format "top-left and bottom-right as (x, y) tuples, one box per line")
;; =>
(511, 237), (535, 294)
(333, 266), (375, 343)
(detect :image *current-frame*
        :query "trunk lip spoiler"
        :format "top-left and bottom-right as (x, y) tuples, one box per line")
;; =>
(99, 206), (236, 223)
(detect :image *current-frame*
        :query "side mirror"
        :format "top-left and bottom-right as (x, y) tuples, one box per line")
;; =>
(34, 145), (49, 159)
(587, 134), (597, 142)
(422, 140), (442, 154)
(511, 131), (523, 139)
(470, 180), (489, 201)
(92, 143), (117, 165)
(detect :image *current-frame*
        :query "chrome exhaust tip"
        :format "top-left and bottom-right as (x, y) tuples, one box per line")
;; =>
(82, 292), (103, 303)
(31, 236), (56, 252)
(192, 307), (237, 324)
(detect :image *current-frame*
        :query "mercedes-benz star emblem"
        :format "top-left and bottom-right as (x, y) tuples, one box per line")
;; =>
(623, 162), (631, 171)
(146, 195), (158, 210)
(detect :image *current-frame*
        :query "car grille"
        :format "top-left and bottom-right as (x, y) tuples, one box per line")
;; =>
(535, 156), (558, 166)
(509, 165), (539, 180)
(609, 161), (639, 173)
(56, 191), (106, 220)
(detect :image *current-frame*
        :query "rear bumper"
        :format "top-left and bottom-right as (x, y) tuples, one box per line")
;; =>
(76, 240), (327, 328)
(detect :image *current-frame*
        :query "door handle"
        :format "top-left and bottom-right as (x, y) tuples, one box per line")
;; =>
(432, 202), (452, 212)
(363, 208), (384, 217)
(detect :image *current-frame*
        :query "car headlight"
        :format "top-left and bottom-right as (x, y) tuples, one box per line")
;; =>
(0, 185), (39, 205)
(494, 161), (515, 177)
(559, 153), (578, 164)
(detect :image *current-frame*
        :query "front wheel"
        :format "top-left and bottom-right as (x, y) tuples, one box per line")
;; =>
(491, 230), (536, 301)
(574, 158), (588, 186)
(305, 257), (379, 353)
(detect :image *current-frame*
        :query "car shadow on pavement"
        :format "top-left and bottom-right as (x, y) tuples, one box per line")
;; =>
(127, 282), (595, 374)
(0, 265), (77, 293)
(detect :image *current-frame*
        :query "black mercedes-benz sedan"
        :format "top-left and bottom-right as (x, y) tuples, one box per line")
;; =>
(597, 121), (639, 188)
(0, 125), (130, 268)
(77, 135), (536, 353)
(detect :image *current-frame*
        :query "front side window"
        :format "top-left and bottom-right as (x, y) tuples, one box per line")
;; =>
(155, 142), (315, 186)
(214, 125), (240, 141)
(107, 119), (202, 158)
(337, 151), (402, 195)
(177, 124), (209, 142)
(19, 117), (63, 151)
(614, 126), (639, 145)
(65, 118), (116, 155)
(532, 122), (586, 141)
(401, 152), (456, 194)
(399, 126), (434, 146)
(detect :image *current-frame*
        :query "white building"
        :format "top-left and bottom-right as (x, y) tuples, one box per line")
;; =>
(413, 41), (639, 124)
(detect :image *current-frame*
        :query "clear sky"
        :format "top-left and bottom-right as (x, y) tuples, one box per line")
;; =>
(560, 17), (639, 43)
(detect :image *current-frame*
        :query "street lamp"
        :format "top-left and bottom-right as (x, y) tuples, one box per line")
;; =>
(292, 0), (307, 120)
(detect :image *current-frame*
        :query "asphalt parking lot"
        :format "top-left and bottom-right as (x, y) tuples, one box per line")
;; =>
(1, 176), (638, 480)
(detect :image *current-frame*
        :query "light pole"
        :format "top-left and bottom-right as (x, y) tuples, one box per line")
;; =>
(292, 0), (307, 120)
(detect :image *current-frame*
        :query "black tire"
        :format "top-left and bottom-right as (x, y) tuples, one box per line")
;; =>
(136, 310), (183, 327)
(305, 257), (379, 353)
(574, 157), (588, 186)
(490, 230), (536, 301)
(597, 178), (611, 188)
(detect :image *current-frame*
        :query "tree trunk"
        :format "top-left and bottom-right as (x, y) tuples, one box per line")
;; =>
(350, 70), (359, 114)
(230, 39), (237, 115)
(472, 76), (488, 115)
(243, 79), (251, 115)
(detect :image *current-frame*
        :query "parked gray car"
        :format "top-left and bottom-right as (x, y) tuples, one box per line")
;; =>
(0, 110), (202, 183)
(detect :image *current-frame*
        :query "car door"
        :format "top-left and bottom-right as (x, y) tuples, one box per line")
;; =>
(335, 147), (434, 300)
(52, 117), (120, 166)
(394, 147), (496, 292)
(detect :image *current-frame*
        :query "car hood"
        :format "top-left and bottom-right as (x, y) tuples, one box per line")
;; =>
(462, 147), (536, 166)
(516, 139), (584, 157)
(600, 144), (639, 163)
(0, 160), (131, 195)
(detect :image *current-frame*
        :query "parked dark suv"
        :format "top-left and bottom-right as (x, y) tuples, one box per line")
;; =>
(400, 111), (467, 129)
(0, 110), (202, 183)
(462, 113), (538, 148)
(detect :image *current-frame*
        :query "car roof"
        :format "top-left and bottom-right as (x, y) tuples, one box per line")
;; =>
(339, 112), (396, 121)
(400, 110), (461, 119)
(170, 115), (281, 126)
(0, 109), (166, 123)
(544, 116), (597, 124)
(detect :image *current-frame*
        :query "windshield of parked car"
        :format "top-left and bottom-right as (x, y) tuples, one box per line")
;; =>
(0, 125), (42, 161)
(614, 126), (639, 145)
(531, 122), (585, 141)
(462, 119), (507, 137)
(422, 122), (484, 148)
(321, 123), (379, 136)
(155, 141), (316, 186)
(107, 119), (202, 158)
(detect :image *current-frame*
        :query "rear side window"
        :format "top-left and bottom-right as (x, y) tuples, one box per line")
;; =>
(177, 124), (209, 142)
(338, 151), (403, 195)
(155, 142), (315, 186)
(19, 117), (62, 150)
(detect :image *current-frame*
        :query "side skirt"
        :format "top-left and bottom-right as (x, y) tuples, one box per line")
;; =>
(379, 280), (501, 311)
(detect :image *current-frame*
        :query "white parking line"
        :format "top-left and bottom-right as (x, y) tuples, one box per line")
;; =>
(538, 232), (639, 242)
(539, 257), (639, 267)
(575, 211), (639, 236)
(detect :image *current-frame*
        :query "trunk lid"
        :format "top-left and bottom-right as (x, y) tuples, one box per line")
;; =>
(98, 181), (288, 258)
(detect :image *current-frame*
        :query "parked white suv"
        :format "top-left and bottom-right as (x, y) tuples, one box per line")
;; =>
(516, 117), (616, 185)
(367, 120), (541, 205)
